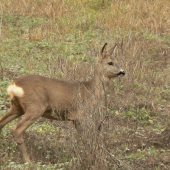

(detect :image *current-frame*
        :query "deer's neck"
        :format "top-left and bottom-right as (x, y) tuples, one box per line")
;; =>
(85, 68), (108, 103)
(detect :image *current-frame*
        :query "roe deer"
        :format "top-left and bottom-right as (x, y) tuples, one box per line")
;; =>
(0, 43), (125, 162)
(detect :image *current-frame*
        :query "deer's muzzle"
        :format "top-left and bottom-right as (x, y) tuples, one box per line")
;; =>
(117, 71), (125, 76)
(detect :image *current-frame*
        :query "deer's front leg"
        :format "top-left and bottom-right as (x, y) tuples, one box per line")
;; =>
(73, 119), (83, 133)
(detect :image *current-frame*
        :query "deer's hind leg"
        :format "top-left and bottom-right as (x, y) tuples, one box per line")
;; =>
(13, 105), (46, 162)
(0, 104), (24, 134)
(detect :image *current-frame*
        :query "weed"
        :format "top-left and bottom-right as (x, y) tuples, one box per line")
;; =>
(0, 0), (170, 169)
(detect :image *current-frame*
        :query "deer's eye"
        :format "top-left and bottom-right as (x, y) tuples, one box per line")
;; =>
(108, 62), (114, 66)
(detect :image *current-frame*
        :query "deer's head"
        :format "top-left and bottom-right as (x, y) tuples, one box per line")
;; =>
(98, 43), (125, 80)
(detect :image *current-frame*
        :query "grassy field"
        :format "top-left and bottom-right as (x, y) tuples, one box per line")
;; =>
(0, 0), (170, 169)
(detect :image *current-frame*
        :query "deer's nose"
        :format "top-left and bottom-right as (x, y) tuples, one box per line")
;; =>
(119, 71), (125, 76)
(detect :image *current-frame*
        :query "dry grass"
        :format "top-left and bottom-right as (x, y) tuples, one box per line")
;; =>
(0, 0), (170, 169)
(1, 0), (170, 40)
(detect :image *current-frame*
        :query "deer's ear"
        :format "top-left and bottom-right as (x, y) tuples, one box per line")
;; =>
(100, 43), (107, 58)
(108, 43), (117, 56)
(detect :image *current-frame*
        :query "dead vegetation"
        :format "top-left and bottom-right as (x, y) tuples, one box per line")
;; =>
(0, 0), (170, 169)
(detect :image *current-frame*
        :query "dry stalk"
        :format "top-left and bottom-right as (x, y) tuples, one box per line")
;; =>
(0, 4), (2, 36)
(100, 146), (133, 170)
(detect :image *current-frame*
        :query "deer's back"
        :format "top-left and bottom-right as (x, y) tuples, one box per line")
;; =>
(12, 74), (87, 109)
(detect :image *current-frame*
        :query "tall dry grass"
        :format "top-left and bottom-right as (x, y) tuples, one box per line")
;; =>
(1, 0), (170, 40)
(0, 0), (170, 169)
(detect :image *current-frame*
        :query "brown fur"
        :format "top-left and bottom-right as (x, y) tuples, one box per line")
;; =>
(0, 43), (125, 162)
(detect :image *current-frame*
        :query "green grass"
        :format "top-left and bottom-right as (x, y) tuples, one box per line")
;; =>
(0, 0), (170, 169)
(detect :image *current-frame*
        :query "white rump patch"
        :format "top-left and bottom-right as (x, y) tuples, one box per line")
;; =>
(7, 83), (24, 97)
